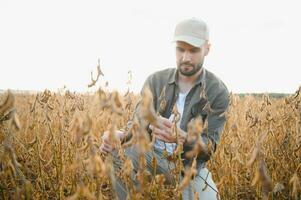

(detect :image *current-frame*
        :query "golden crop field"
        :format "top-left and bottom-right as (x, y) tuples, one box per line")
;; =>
(0, 86), (300, 200)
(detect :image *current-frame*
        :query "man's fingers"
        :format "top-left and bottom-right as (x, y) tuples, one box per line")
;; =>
(100, 145), (111, 154)
(155, 116), (172, 129)
(162, 119), (172, 128)
(155, 135), (167, 142)
(103, 142), (111, 148)
(153, 131), (166, 142)
(158, 116), (172, 127)
(99, 145), (107, 154)
(164, 127), (172, 135)
(153, 127), (166, 136)
(102, 138), (110, 146)
(99, 142), (113, 154)
(150, 123), (172, 135)
(99, 130), (125, 155)
(152, 127), (172, 141)
(152, 122), (165, 130)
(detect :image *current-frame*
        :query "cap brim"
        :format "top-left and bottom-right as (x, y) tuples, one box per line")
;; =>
(173, 35), (206, 47)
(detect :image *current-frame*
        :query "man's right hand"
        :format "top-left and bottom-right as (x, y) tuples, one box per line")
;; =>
(149, 116), (175, 143)
(99, 130), (125, 154)
(150, 116), (187, 144)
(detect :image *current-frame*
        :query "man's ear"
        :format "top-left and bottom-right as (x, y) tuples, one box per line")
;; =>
(204, 42), (211, 56)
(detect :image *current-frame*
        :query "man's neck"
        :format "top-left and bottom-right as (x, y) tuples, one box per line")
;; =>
(178, 68), (203, 93)
(178, 67), (203, 84)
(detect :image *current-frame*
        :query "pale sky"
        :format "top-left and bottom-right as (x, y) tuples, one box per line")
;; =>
(1, 0), (300, 94)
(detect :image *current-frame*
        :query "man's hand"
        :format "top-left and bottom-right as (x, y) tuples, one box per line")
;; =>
(150, 116), (187, 144)
(149, 116), (173, 142)
(99, 130), (125, 154)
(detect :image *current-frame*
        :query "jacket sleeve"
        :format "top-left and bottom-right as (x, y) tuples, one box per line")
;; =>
(206, 87), (230, 148)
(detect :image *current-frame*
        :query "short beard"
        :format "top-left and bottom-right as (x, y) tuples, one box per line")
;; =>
(178, 61), (203, 77)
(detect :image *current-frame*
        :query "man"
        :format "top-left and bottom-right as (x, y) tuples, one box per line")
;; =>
(100, 18), (229, 200)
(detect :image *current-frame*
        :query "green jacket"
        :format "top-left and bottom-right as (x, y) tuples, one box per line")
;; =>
(128, 67), (229, 168)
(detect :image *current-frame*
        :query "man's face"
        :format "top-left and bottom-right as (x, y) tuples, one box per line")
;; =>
(176, 41), (209, 77)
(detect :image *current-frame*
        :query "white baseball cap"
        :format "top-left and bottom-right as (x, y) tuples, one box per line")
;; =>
(173, 18), (209, 47)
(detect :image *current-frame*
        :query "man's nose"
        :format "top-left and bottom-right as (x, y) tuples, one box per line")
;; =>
(182, 51), (192, 62)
